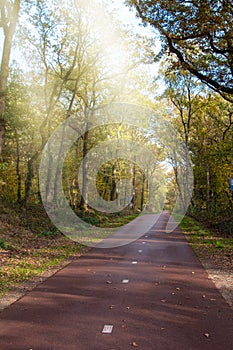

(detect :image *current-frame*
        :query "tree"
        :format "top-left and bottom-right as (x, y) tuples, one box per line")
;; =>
(162, 68), (233, 220)
(163, 69), (206, 147)
(17, 0), (103, 206)
(126, 0), (233, 102)
(0, 0), (20, 155)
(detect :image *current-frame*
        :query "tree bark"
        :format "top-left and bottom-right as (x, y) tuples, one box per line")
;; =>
(0, 0), (21, 155)
(79, 127), (89, 211)
(206, 162), (210, 212)
(140, 172), (146, 211)
(23, 152), (39, 207)
(110, 164), (116, 201)
(24, 158), (34, 208)
(15, 131), (21, 203)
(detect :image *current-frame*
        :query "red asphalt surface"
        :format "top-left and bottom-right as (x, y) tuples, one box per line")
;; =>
(0, 212), (232, 350)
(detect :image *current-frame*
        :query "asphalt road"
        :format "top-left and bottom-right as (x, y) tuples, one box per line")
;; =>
(0, 212), (232, 350)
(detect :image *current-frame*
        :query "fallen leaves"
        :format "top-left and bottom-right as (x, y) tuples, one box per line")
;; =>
(121, 320), (127, 329)
(132, 341), (139, 347)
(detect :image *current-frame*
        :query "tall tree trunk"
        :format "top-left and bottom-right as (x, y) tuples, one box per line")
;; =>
(52, 125), (66, 204)
(0, 0), (21, 155)
(79, 127), (89, 211)
(206, 162), (210, 212)
(0, 117), (5, 156)
(15, 131), (21, 203)
(23, 152), (39, 207)
(24, 158), (34, 208)
(110, 164), (116, 201)
(140, 172), (146, 211)
(131, 161), (136, 208)
(173, 166), (186, 211)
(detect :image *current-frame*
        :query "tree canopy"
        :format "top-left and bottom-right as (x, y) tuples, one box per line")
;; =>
(0, 0), (232, 236)
(126, 0), (233, 102)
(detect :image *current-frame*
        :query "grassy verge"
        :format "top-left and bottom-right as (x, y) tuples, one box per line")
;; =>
(179, 216), (233, 269)
(0, 203), (137, 297)
(0, 231), (86, 297)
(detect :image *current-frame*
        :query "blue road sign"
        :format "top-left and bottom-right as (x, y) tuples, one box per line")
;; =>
(230, 178), (233, 191)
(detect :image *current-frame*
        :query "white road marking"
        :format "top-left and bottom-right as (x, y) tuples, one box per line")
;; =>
(102, 325), (113, 334)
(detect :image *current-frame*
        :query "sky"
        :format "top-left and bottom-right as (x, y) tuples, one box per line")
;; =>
(110, 0), (157, 37)
(0, 0), (161, 84)
(104, 0), (162, 86)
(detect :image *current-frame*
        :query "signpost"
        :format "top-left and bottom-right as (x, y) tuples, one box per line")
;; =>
(230, 178), (233, 191)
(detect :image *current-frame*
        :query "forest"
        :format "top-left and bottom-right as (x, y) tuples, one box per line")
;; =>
(0, 0), (233, 238)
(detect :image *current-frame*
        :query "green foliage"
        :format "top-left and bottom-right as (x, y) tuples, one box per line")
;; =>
(0, 238), (13, 250)
(81, 216), (99, 226)
(180, 216), (233, 251)
(161, 68), (233, 232)
(1, 0), (232, 239)
(127, 0), (233, 102)
(217, 219), (233, 237)
(38, 230), (59, 238)
(214, 240), (225, 249)
(0, 0), (162, 210)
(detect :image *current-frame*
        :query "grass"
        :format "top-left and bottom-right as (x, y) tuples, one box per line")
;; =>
(0, 203), (88, 297)
(79, 211), (138, 228)
(0, 237), (86, 296)
(179, 216), (233, 265)
(0, 203), (138, 297)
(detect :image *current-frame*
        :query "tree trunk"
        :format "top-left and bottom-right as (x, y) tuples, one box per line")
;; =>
(23, 151), (40, 207)
(173, 166), (186, 211)
(15, 131), (21, 203)
(0, 116), (5, 156)
(140, 172), (146, 211)
(52, 125), (66, 204)
(0, 0), (21, 155)
(79, 127), (89, 211)
(24, 158), (34, 208)
(110, 164), (116, 201)
(206, 162), (210, 212)
(131, 161), (136, 208)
